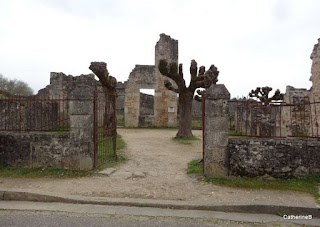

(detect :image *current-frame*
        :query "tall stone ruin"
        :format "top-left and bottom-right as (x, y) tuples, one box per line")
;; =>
(154, 34), (178, 127)
(309, 38), (320, 136)
(124, 34), (178, 127)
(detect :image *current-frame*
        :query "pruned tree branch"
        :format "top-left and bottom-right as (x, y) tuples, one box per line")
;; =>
(164, 80), (179, 93)
(159, 59), (186, 90)
(89, 62), (117, 90)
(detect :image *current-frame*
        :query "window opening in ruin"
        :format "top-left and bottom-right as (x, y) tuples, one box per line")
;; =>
(140, 89), (155, 96)
(139, 89), (154, 126)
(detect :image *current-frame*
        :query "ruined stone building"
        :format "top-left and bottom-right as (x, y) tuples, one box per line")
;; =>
(280, 38), (320, 137)
(124, 34), (178, 127)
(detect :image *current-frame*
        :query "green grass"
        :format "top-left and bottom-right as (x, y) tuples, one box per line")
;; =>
(172, 136), (200, 145)
(0, 166), (93, 178)
(229, 130), (243, 136)
(45, 125), (70, 133)
(117, 114), (124, 126)
(97, 134), (127, 170)
(187, 160), (320, 199)
(187, 160), (203, 174)
(191, 119), (202, 129)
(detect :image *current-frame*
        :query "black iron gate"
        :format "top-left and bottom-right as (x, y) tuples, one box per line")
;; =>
(93, 89), (117, 168)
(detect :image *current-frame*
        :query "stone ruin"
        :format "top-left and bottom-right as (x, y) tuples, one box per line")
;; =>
(280, 38), (320, 137)
(231, 38), (320, 138)
(27, 33), (202, 128)
(124, 34), (178, 127)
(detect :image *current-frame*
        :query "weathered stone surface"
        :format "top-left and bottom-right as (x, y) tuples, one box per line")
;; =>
(204, 84), (230, 177)
(132, 171), (146, 178)
(111, 171), (132, 179)
(205, 84), (230, 100)
(228, 138), (320, 178)
(0, 132), (69, 168)
(293, 166), (309, 177)
(154, 34), (178, 127)
(98, 168), (116, 176)
(68, 85), (94, 170)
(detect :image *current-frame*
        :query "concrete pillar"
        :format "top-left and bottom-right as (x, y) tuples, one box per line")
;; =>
(67, 85), (94, 170)
(204, 84), (230, 177)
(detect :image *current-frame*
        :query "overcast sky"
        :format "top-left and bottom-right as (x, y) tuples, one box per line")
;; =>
(0, 0), (319, 98)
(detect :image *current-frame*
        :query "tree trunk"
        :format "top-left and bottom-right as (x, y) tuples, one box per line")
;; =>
(103, 87), (117, 136)
(176, 91), (193, 138)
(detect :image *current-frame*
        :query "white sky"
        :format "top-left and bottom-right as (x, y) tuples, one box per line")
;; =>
(0, 0), (319, 98)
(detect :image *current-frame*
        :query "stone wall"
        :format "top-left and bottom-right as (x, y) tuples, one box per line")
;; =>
(0, 85), (95, 170)
(228, 138), (320, 178)
(0, 132), (70, 168)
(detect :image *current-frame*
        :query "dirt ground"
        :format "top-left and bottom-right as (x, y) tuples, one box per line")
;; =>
(0, 128), (318, 205)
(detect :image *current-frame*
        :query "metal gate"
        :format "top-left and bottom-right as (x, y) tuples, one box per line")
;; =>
(93, 89), (117, 168)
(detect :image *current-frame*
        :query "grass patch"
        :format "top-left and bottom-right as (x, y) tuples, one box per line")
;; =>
(187, 159), (203, 174)
(0, 166), (93, 178)
(125, 126), (178, 129)
(191, 119), (202, 129)
(97, 134), (127, 170)
(172, 136), (200, 145)
(187, 160), (320, 199)
(229, 130), (243, 136)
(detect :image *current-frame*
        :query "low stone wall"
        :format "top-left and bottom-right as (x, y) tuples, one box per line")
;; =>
(228, 138), (320, 178)
(0, 132), (70, 169)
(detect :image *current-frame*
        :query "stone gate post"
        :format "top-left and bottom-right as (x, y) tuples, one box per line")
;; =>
(67, 85), (94, 170)
(204, 84), (230, 177)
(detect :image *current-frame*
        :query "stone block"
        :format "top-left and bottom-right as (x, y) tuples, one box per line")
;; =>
(69, 100), (92, 115)
(204, 161), (228, 177)
(205, 147), (228, 163)
(69, 85), (93, 99)
(70, 115), (92, 129)
(205, 117), (229, 132)
(79, 156), (93, 170)
(205, 100), (229, 117)
(205, 84), (230, 100)
(204, 131), (229, 147)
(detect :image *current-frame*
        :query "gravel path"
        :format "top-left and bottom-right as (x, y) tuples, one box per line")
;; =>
(0, 129), (317, 205)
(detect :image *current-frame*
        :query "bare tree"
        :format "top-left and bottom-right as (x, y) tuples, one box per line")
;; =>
(89, 62), (117, 135)
(159, 59), (219, 138)
(0, 73), (33, 95)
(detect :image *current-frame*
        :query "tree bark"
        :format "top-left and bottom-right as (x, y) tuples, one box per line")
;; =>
(89, 62), (117, 136)
(176, 90), (194, 138)
(158, 59), (219, 139)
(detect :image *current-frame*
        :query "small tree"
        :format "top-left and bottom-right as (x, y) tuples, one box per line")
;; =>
(248, 86), (284, 137)
(89, 62), (117, 135)
(159, 59), (219, 138)
(0, 73), (33, 95)
(249, 86), (284, 105)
